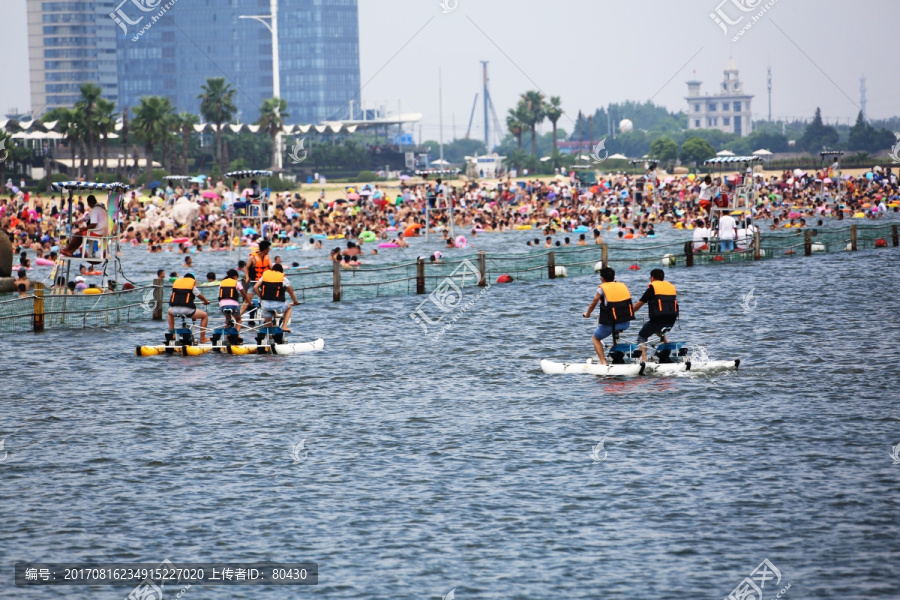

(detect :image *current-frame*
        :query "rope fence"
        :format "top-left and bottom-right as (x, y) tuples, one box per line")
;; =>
(2, 223), (897, 333)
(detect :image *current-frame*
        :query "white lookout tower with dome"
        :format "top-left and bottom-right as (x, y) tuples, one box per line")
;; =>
(686, 58), (754, 137)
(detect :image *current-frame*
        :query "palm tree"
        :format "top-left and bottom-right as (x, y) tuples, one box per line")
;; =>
(132, 95), (175, 185)
(45, 107), (86, 179)
(77, 83), (102, 179)
(506, 109), (524, 151)
(177, 112), (199, 173)
(545, 96), (563, 154)
(520, 91), (545, 156)
(256, 97), (289, 169)
(198, 77), (237, 172)
(95, 98), (116, 177)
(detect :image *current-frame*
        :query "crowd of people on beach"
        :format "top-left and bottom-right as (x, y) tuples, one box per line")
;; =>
(2, 163), (898, 287)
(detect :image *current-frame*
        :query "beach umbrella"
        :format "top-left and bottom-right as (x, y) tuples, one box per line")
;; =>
(823, 178), (833, 184)
(243, 227), (257, 235)
(399, 174), (410, 180)
(347, 192), (360, 201)
(201, 191), (220, 199)
(6, 182), (20, 194)
(793, 169), (805, 177)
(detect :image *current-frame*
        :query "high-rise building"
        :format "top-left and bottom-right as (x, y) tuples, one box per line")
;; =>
(685, 58), (754, 137)
(27, 0), (120, 116)
(114, 0), (360, 125)
(28, 0), (361, 125)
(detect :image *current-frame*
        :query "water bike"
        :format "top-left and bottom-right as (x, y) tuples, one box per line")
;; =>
(136, 302), (324, 357)
(541, 328), (740, 377)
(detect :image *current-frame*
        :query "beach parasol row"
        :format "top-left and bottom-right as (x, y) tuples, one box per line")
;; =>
(225, 170), (274, 178)
(703, 156), (762, 164)
(52, 181), (131, 192)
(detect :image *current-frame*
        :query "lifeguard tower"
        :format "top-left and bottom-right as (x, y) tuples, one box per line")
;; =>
(226, 169), (273, 260)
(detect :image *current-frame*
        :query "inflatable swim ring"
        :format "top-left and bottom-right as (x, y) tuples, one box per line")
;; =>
(312, 234), (328, 240)
(379, 243), (399, 248)
(455, 236), (467, 249)
(573, 225), (589, 233)
(171, 237), (189, 244)
(83, 288), (102, 295)
(35, 258), (55, 266)
(516, 225), (533, 230)
(359, 231), (377, 242)
(83, 270), (102, 276)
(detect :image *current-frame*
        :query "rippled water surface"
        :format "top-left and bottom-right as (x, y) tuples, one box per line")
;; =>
(2, 239), (899, 599)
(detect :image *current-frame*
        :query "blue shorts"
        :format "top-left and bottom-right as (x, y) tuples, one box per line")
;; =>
(637, 319), (677, 343)
(260, 300), (288, 318)
(593, 321), (630, 341)
(719, 239), (735, 251)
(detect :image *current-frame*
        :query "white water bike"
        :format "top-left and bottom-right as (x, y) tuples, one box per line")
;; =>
(541, 327), (740, 377)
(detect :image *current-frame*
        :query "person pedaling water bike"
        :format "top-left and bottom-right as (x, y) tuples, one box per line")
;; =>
(253, 263), (300, 333)
(631, 269), (679, 362)
(582, 267), (635, 366)
(242, 239), (272, 314)
(218, 268), (252, 333)
(167, 273), (211, 343)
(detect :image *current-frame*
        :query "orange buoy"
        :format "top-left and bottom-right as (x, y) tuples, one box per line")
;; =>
(785, 249), (794, 255)
(713, 256), (725, 262)
(496, 274), (513, 283)
(628, 264), (640, 270)
(875, 238), (888, 248)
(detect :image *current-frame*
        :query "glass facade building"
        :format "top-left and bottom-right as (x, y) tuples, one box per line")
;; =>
(115, 0), (360, 125)
(27, 0), (120, 115)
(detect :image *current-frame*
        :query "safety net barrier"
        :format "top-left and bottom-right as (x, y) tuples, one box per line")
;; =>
(3, 222), (897, 333)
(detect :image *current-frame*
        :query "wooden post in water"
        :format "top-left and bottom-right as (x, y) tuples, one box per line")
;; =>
(893, 225), (899, 247)
(804, 230), (812, 256)
(753, 230), (761, 260)
(416, 257), (425, 294)
(601, 244), (608, 270)
(684, 241), (694, 267)
(152, 278), (163, 321)
(548, 251), (556, 280)
(32, 282), (45, 332)
(850, 224), (858, 251)
(332, 261), (341, 302)
(477, 250), (487, 287)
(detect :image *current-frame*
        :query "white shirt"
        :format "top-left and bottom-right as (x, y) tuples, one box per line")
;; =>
(88, 205), (108, 235)
(698, 183), (714, 202)
(692, 227), (710, 249)
(718, 215), (737, 240)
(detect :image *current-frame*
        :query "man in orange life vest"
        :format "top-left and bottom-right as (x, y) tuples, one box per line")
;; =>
(218, 268), (251, 332)
(583, 267), (635, 366)
(242, 239), (272, 314)
(632, 269), (679, 362)
(168, 273), (211, 343)
(253, 263), (300, 332)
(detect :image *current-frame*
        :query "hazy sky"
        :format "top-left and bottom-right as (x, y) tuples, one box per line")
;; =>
(5, 0), (899, 142)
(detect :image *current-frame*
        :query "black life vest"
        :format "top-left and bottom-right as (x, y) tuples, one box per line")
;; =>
(259, 270), (285, 302)
(169, 278), (196, 308)
(648, 280), (678, 320)
(598, 281), (634, 325)
(219, 278), (239, 302)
